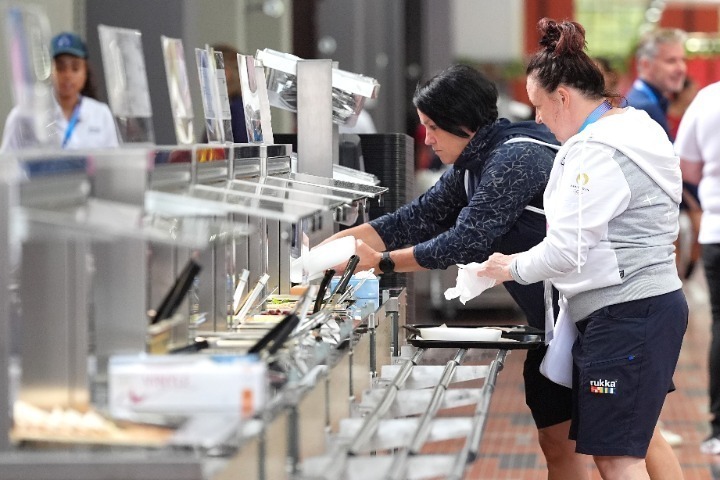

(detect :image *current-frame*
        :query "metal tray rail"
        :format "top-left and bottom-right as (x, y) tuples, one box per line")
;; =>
(317, 348), (424, 480)
(384, 348), (467, 480)
(299, 321), (518, 479)
(448, 349), (508, 480)
(348, 347), (425, 453)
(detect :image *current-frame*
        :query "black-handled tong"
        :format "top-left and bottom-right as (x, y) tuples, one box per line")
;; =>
(331, 255), (360, 298)
(247, 313), (299, 355)
(150, 259), (202, 324)
(169, 338), (210, 354)
(313, 268), (336, 314)
(249, 286), (315, 355)
(265, 314), (301, 355)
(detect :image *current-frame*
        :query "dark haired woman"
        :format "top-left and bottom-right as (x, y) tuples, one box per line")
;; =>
(321, 63), (594, 477)
(1, 32), (119, 151)
(479, 18), (688, 479)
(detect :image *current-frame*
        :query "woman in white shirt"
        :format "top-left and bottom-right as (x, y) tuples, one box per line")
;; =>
(479, 18), (687, 480)
(1, 31), (119, 151)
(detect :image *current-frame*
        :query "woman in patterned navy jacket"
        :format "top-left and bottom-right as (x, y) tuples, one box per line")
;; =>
(323, 64), (589, 477)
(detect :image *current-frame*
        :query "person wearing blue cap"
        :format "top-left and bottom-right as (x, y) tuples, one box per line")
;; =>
(1, 31), (119, 151)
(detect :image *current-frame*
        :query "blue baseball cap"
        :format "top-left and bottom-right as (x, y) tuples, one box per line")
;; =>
(50, 32), (88, 59)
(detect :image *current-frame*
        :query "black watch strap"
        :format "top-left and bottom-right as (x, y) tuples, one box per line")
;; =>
(379, 251), (395, 274)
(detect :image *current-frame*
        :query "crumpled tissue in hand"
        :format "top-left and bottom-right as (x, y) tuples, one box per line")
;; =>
(444, 262), (496, 305)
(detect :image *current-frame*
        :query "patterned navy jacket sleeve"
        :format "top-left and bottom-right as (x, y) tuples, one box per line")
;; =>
(370, 142), (552, 270)
(369, 167), (466, 254)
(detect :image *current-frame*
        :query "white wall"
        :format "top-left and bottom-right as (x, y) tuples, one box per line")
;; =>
(451, 0), (524, 62)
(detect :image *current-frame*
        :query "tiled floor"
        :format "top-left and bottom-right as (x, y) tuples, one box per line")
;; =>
(416, 269), (718, 479)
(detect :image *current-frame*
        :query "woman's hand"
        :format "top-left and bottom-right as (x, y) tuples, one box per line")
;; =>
(476, 252), (516, 283)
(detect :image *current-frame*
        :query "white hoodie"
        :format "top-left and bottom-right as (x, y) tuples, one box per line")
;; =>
(511, 107), (683, 322)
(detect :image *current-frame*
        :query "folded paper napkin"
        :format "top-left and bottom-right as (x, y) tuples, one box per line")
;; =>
(444, 262), (496, 304)
(418, 325), (502, 342)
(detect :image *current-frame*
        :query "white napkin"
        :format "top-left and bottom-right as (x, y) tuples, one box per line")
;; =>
(418, 325), (502, 342)
(539, 296), (578, 388)
(444, 262), (496, 304)
(289, 236), (356, 283)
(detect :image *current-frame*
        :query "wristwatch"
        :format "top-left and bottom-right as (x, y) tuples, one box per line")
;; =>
(379, 251), (395, 274)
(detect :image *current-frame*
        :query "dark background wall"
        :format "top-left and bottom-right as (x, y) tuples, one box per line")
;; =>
(311, 0), (451, 136)
(86, 0), (185, 145)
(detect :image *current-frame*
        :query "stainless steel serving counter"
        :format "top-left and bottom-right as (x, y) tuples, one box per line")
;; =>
(0, 278), (408, 479)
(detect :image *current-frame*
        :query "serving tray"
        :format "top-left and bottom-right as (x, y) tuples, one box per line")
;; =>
(405, 324), (544, 350)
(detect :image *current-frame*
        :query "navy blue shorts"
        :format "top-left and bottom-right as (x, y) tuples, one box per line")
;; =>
(524, 345), (573, 428)
(569, 290), (688, 457)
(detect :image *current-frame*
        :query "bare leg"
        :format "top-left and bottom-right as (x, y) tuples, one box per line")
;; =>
(594, 455), (649, 480)
(538, 420), (588, 480)
(538, 423), (677, 479)
(591, 426), (682, 479)
(646, 425), (684, 480)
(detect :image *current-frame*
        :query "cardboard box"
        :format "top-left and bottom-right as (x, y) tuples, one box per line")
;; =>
(109, 354), (266, 420)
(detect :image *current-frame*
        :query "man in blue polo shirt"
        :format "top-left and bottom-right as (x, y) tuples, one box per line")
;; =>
(626, 27), (688, 449)
(626, 28), (687, 140)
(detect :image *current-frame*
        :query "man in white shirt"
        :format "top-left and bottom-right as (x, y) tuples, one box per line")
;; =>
(674, 80), (720, 455)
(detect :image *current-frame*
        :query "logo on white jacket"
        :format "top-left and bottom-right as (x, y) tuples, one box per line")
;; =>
(570, 173), (590, 194)
(589, 378), (616, 394)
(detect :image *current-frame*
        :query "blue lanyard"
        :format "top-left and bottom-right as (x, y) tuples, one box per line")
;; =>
(61, 98), (82, 148)
(633, 79), (661, 106)
(578, 100), (612, 133)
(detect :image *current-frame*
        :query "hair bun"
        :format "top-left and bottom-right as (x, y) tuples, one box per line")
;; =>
(538, 19), (561, 52)
(537, 18), (586, 57)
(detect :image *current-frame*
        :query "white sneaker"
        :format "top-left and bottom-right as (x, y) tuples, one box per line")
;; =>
(700, 436), (720, 454)
(660, 427), (684, 447)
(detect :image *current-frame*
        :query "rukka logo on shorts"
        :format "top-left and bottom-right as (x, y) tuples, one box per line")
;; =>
(589, 378), (616, 394)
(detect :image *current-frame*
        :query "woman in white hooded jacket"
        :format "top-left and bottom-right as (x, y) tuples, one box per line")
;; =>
(479, 18), (688, 480)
